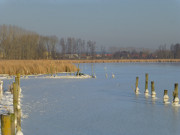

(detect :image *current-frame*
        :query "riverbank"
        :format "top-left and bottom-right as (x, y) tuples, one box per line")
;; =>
(62, 59), (180, 63)
(1, 59), (180, 75)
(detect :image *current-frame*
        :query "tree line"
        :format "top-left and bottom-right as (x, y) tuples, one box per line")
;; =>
(59, 37), (96, 59)
(112, 44), (180, 59)
(0, 25), (97, 59)
(0, 24), (180, 60)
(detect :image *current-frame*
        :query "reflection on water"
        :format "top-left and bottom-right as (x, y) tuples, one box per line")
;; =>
(173, 106), (179, 116)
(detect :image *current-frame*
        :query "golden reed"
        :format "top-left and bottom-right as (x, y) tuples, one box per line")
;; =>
(0, 59), (180, 75)
(0, 60), (77, 75)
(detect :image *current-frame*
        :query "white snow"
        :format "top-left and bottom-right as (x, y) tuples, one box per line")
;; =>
(0, 91), (13, 114)
(16, 130), (23, 135)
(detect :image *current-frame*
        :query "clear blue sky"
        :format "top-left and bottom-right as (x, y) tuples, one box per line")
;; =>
(0, 0), (180, 49)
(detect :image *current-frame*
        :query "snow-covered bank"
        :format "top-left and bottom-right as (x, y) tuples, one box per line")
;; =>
(0, 73), (94, 80)
(43, 75), (93, 79)
(0, 91), (13, 114)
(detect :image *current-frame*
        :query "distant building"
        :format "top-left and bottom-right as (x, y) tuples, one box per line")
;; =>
(64, 54), (79, 59)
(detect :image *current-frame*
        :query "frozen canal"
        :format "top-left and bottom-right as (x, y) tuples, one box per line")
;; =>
(14, 63), (180, 134)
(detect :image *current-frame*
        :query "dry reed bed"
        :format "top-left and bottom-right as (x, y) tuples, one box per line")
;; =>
(0, 60), (77, 75)
(1, 59), (180, 75)
(67, 59), (180, 63)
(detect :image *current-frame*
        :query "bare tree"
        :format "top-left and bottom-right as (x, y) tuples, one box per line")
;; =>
(100, 45), (106, 58)
(171, 43), (180, 58)
(87, 40), (96, 58)
(60, 38), (66, 58)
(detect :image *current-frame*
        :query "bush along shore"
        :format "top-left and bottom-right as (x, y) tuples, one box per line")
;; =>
(0, 60), (77, 75)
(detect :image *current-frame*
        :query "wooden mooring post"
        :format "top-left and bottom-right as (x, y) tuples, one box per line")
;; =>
(15, 74), (21, 106)
(13, 81), (18, 123)
(144, 73), (149, 95)
(173, 83), (179, 105)
(151, 81), (156, 98)
(163, 90), (169, 103)
(16, 108), (22, 132)
(135, 77), (139, 94)
(12, 74), (23, 134)
(77, 63), (80, 76)
(1, 113), (15, 135)
(11, 113), (15, 135)
(1, 74), (23, 135)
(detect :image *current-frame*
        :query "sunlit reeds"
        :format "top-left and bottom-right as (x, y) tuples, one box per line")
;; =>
(1, 59), (179, 75)
(0, 60), (77, 75)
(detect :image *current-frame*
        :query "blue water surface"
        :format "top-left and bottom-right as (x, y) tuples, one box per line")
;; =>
(18, 63), (180, 135)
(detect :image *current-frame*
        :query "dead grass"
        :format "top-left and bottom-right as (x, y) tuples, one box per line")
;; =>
(1, 59), (180, 75)
(0, 60), (77, 75)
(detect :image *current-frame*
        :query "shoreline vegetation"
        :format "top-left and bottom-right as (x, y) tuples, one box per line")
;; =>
(0, 60), (77, 75)
(0, 59), (180, 75)
(1, 25), (180, 61)
(67, 59), (180, 63)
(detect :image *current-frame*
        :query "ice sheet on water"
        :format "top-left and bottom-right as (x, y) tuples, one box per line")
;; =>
(8, 63), (180, 135)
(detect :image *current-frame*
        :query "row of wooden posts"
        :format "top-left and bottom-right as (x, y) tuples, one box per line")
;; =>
(135, 73), (179, 105)
(1, 74), (23, 135)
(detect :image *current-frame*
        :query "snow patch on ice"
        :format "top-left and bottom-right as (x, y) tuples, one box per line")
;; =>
(164, 101), (170, 104)
(44, 75), (92, 79)
(16, 130), (23, 135)
(0, 91), (13, 114)
(172, 103), (180, 106)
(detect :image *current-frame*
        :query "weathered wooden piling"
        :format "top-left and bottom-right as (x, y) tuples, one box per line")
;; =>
(13, 82), (18, 128)
(16, 74), (20, 91)
(163, 90), (169, 103)
(135, 77), (139, 88)
(151, 81), (156, 98)
(15, 74), (21, 107)
(13, 74), (23, 134)
(13, 82), (18, 111)
(173, 83), (179, 105)
(16, 108), (21, 132)
(11, 113), (15, 135)
(144, 73), (149, 95)
(77, 63), (80, 76)
(135, 77), (139, 94)
(1, 114), (12, 135)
